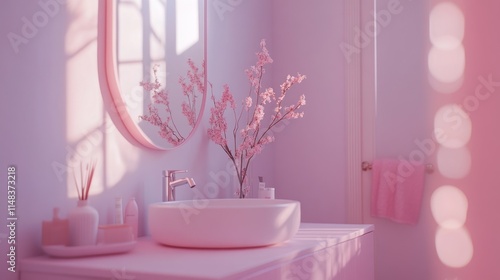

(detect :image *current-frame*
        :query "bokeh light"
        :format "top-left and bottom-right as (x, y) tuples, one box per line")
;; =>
(428, 45), (465, 84)
(434, 104), (471, 148)
(429, 2), (464, 49)
(431, 185), (468, 229)
(435, 227), (473, 268)
(428, 2), (465, 94)
(437, 146), (471, 179)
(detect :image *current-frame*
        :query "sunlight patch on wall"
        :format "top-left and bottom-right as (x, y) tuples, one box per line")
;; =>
(65, 1), (141, 198)
(175, 0), (199, 55)
(65, 0), (104, 198)
(104, 122), (140, 188)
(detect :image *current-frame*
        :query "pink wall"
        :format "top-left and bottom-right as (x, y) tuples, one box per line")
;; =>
(271, 0), (347, 223)
(366, 0), (500, 279)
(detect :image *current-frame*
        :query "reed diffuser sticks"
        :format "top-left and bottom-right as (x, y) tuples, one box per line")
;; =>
(72, 159), (97, 201)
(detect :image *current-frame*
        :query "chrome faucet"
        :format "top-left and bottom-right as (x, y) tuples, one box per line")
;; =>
(163, 170), (196, 202)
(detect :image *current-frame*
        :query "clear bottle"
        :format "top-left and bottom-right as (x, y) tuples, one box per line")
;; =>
(124, 197), (139, 240)
(114, 197), (123, 224)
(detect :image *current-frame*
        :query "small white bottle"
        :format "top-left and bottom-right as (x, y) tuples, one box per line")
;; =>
(261, 187), (275, 199)
(124, 197), (139, 240)
(115, 197), (123, 224)
(258, 176), (266, 199)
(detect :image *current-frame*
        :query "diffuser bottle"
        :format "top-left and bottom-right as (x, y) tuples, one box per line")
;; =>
(68, 159), (98, 246)
(68, 200), (99, 246)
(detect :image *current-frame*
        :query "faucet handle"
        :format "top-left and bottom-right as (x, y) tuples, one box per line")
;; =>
(164, 169), (188, 179)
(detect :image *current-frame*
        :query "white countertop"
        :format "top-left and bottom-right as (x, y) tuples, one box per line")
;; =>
(20, 223), (374, 280)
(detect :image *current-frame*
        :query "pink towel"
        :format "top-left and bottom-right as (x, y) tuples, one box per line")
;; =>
(371, 158), (425, 224)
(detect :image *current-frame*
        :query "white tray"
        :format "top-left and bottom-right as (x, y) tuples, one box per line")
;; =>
(42, 241), (136, 258)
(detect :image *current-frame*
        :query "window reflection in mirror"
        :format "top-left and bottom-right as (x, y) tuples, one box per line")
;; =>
(105, 0), (206, 150)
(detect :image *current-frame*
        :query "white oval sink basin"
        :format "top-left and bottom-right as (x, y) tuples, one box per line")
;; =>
(148, 199), (300, 248)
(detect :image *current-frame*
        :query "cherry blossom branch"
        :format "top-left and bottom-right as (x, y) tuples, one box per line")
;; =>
(208, 39), (306, 198)
(140, 60), (205, 146)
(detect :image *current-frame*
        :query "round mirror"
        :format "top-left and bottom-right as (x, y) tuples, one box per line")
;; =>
(105, 0), (206, 150)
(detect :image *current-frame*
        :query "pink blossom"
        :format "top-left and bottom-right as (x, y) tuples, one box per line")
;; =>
(222, 84), (236, 109)
(139, 60), (205, 146)
(260, 88), (274, 104)
(207, 84), (237, 147)
(140, 81), (156, 91)
(256, 39), (273, 67)
(298, 94), (306, 106)
(250, 105), (265, 129)
(187, 58), (206, 94)
(182, 102), (196, 127)
(244, 96), (252, 110)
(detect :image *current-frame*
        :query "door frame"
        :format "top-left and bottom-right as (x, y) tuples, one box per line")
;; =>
(345, 0), (376, 223)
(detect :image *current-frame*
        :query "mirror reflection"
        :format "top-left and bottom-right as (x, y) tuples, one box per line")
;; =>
(106, 0), (206, 150)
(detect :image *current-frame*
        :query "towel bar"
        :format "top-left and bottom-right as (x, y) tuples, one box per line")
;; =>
(361, 161), (433, 173)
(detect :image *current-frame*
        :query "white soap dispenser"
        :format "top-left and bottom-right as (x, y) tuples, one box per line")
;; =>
(124, 197), (139, 239)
